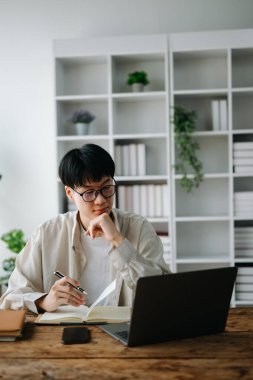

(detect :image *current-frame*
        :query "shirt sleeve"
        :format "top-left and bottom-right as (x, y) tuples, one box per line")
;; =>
(109, 218), (171, 289)
(0, 228), (47, 313)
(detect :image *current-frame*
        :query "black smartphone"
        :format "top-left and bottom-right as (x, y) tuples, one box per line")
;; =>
(62, 327), (90, 344)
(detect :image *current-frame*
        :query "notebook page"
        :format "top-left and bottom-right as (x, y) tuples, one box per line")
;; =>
(88, 279), (116, 313)
(40, 305), (89, 322)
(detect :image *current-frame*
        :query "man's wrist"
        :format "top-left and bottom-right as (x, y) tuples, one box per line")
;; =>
(111, 232), (124, 248)
(35, 294), (47, 312)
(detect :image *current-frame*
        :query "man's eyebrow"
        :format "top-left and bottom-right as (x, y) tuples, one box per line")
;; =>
(82, 178), (112, 189)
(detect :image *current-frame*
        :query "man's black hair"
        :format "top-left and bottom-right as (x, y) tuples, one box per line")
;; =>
(58, 144), (115, 188)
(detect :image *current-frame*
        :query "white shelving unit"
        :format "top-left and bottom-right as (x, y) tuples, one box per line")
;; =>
(54, 30), (253, 307)
(54, 35), (172, 267)
(169, 29), (253, 307)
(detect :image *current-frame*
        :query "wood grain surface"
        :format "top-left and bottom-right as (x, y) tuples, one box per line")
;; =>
(0, 307), (252, 380)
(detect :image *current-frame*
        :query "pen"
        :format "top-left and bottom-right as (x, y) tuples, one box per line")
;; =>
(54, 271), (87, 295)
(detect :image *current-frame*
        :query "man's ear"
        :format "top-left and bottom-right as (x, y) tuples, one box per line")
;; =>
(65, 186), (74, 201)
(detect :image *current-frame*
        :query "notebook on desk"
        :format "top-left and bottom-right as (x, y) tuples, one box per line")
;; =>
(99, 266), (237, 347)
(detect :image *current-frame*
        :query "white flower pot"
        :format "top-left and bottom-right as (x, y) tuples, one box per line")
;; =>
(131, 83), (144, 92)
(75, 123), (89, 135)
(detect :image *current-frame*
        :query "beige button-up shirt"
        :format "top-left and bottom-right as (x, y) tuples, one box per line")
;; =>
(0, 209), (170, 313)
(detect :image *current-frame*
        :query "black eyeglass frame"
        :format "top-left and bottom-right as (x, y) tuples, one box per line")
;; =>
(71, 178), (118, 203)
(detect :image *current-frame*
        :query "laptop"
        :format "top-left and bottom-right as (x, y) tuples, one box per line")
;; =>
(99, 266), (237, 347)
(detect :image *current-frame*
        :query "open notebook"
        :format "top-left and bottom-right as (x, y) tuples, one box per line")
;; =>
(35, 279), (131, 324)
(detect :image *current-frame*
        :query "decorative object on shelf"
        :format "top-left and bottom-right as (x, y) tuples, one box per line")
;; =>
(126, 71), (150, 92)
(171, 106), (204, 193)
(0, 230), (26, 287)
(70, 110), (95, 135)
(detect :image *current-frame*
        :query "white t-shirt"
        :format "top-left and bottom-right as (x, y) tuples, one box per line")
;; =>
(79, 228), (112, 306)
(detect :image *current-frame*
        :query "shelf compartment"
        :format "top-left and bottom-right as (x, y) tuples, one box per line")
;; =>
(173, 50), (228, 91)
(175, 177), (229, 217)
(56, 99), (109, 136)
(114, 137), (168, 176)
(233, 177), (253, 219)
(174, 94), (228, 132)
(175, 135), (229, 174)
(111, 54), (166, 93)
(234, 176), (253, 192)
(232, 48), (253, 88)
(55, 56), (108, 96)
(176, 221), (230, 260)
(232, 92), (253, 131)
(112, 97), (166, 135)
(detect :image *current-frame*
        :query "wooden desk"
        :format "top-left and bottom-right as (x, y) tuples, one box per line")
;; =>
(0, 307), (253, 380)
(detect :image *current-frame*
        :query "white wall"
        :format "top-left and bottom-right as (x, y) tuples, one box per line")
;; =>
(0, 0), (253, 265)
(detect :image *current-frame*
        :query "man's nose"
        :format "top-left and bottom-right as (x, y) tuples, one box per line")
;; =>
(94, 191), (106, 203)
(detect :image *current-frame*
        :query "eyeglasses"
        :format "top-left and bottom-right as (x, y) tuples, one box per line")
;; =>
(72, 180), (117, 202)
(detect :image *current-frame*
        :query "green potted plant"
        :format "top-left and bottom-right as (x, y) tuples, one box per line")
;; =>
(70, 110), (95, 135)
(0, 230), (26, 289)
(126, 70), (150, 92)
(171, 105), (204, 192)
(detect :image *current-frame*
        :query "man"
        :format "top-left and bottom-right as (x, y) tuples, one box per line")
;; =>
(0, 144), (170, 313)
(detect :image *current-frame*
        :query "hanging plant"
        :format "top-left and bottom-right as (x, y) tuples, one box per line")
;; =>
(171, 106), (204, 192)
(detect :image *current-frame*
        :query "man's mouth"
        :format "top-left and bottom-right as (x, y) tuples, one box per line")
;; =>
(94, 207), (109, 215)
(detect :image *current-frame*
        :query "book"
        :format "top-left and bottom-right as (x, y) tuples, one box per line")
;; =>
(125, 186), (133, 213)
(36, 305), (131, 324)
(234, 191), (253, 200)
(129, 144), (137, 176)
(237, 267), (253, 275)
(236, 283), (253, 292)
(219, 99), (228, 130)
(236, 275), (253, 284)
(233, 150), (253, 158)
(234, 158), (253, 166)
(115, 145), (122, 176)
(35, 279), (131, 324)
(155, 185), (163, 217)
(132, 185), (140, 214)
(117, 186), (126, 210)
(137, 143), (146, 175)
(234, 165), (253, 173)
(211, 100), (219, 131)
(122, 145), (130, 176)
(163, 184), (170, 217)
(233, 142), (253, 150)
(0, 309), (26, 341)
(236, 292), (253, 301)
(140, 185), (148, 217)
(147, 184), (155, 217)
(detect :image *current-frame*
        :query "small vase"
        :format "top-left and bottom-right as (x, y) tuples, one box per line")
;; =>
(75, 123), (89, 135)
(131, 83), (144, 92)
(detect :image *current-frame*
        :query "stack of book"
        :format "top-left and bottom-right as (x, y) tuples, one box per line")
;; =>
(0, 309), (26, 341)
(117, 184), (170, 218)
(211, 99), (228, 131)
(235, 226), (253, 259)
(234, 192), (253, 217)
(233, 142), (253, 173)
(115, 144), (146, 176)
(158, 233), (171, 265)
(236, 266), (253, 302)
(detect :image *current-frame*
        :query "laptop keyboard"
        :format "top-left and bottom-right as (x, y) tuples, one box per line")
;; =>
(115, 330), (128, 340)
